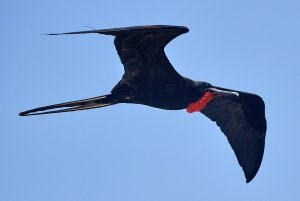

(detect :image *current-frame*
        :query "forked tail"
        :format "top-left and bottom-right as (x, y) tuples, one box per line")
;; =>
(19, 94), (117, 116)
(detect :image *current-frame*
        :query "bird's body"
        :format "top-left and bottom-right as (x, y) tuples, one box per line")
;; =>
(20, 25), (267, 183)
(112, 77), (209, 110)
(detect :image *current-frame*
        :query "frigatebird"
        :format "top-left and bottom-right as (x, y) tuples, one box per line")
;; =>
(19, 25), (267, 183)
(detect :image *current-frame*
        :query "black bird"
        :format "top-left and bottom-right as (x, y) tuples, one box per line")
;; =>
(20, 25), (267, 183)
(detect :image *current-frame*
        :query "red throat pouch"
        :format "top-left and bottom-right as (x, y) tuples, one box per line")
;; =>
(187, 92), (215, 113)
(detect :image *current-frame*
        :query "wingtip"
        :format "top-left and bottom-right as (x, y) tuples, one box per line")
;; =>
(181, 26), (189, 33)
(246, 178), (251, 183)
(244, 170), (257, 183)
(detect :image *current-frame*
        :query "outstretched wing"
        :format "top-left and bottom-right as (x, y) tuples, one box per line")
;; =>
(49, 25), (189, 90)
(201, 88), (267, 183)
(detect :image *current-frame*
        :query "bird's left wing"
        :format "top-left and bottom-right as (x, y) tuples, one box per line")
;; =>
(48, 25), (189, 88)
(200, 88), (267, 183)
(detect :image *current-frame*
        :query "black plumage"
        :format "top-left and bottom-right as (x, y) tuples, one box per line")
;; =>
(19, 25), (267, 183)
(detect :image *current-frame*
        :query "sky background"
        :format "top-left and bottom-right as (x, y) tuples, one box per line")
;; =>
(1, 0), (300, 200)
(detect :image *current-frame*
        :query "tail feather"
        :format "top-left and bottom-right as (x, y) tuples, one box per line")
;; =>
(19, 94), (116, 116)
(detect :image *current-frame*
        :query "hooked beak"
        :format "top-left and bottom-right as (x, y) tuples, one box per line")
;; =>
(19, 95), (111, 116)
(208, 87), (239, 97)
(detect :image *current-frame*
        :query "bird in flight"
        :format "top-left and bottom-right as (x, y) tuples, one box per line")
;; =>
(20, 25), (267, 183)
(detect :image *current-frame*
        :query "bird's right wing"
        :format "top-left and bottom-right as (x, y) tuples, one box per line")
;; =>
(200, 89), (267, 183)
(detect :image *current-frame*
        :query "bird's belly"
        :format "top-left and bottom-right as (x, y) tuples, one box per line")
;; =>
(135, 92), (190, 110)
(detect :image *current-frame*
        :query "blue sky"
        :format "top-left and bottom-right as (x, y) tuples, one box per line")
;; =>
(1, 0), (300, 200)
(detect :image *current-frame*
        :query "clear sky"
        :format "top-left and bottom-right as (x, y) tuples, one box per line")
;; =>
(1, 0), (300, 200)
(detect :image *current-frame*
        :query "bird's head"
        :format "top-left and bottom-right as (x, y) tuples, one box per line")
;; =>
(182, 80), (213, 113)
(192, 80), (212, 97)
